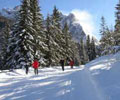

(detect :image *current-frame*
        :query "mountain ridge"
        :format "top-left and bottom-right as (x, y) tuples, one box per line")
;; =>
(0, 6), (98, 43)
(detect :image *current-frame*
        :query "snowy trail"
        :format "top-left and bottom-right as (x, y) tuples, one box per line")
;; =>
(0, 66), (106, 100)
(61, 68), (106, 100)
(1, 52), (120, 100)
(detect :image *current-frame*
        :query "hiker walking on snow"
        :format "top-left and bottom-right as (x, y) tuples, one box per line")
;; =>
(60, 59), (65, 71)
(70, 58), (74, 69)
(25, 65), (29, 74)
(32, 58), (39, 75)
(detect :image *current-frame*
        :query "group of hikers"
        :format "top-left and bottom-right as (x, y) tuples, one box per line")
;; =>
(25, 57), (74, 75)
(60, 57), (74, 71)
(25, 58), (39, 75)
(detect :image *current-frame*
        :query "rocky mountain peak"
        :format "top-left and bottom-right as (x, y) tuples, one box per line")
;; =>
(0, 6), (98, 43)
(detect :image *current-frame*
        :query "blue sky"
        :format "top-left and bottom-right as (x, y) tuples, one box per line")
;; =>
(0, 0), (119, 40)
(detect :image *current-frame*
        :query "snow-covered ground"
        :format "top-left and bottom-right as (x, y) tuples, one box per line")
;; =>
(0, 52), (120, 100)
(86, 52), (120, 100)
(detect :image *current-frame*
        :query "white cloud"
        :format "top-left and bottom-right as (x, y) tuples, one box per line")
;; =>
(62, 9), (96, 38)
(71, 9), (96, 37)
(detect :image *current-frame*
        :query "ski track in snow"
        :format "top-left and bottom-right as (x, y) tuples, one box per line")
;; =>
(0, 66), (107, 100)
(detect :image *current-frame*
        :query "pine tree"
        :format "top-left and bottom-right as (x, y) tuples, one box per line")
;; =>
(99, 16), (108, 50)
(0, 22), (10, 69)
(114, 1), (120, 46)
(6, 0), (37, 69)
(30, 0), (48, 66)
(51, 6), (65, 65)
(62, 23), (72, 60)
(5, 22), (19, 69)
(99, 16), (114, 55)
(90, 37), (96, 60)
(105, 27), (114, 47)
(99, 16), (116, 55)
(62, 23), (80, 65)
(71, 42), (80, 66)
(100, 16), (107, 36)
(45, 14), (54, 66)
(86, 35), (91, 61)
(52, 6), (61, 28)
(46, 12), (64, 66)
(78, 38), (88, 64)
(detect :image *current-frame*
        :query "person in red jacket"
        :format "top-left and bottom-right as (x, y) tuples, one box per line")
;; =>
(69, 58), (74, 69)
(32, 59), (40, 75)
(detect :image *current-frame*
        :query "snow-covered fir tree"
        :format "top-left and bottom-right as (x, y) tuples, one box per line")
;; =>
(62, 22), (80, 65)
(62, 23), (73, 61)
(86, 35), (91, 61)
(90, 37), (96, 60)
(71, 42), (80, 66)
(0, 22), (10, 69)
(114, 0), (120, 46)
(85, 35), (97, 61)
(78, 38), (88, 64)
(45, 14), (55, 67)
(105, 27), (114, 47)
(99, 16), (108, 51)
(46, 8), (66, 66)
(30, 0), (48, 66)
(6, 0), (37, 69)
(51, 6), (66, 65)
(99, 16), (115, 55)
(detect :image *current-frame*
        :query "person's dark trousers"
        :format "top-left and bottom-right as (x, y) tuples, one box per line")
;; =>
(25, 67), (29, 74)
(71, 66), (73, 69)
(62, 65), (64, 71)
(34, 68), (38, 75)
(36, 69), (38, 74)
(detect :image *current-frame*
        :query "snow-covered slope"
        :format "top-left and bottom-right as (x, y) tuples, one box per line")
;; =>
(86, 51), (120, 100)
(0, 66), (106, 100)
(0, 52), (120, 100)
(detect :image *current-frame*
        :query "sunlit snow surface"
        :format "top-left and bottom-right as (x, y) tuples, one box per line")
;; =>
(1, 52), (120, 100)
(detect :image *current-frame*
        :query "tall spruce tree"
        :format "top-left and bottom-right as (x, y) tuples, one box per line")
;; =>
(51, 6), (65, 65)
(99, 16), (108, 50)
(52, 6), (61, 28)
(71, 42), (80, 66)
(30, 0), (48, 66)
(100, 16), (107, 36)
(86, 35), (91, 61)
(5, 22), (19, 69)
(62, 22), (73, 60)
(90, 37), (96, 60)
(0, 22), (10, 69)
(45, 14), (55, 66)
(62, 23), (80, 65)
(114, 1), (120, 46)
(6, 0), (37, 69)
(99, 16), (113, 55)
(78, 38), (88, 64)
(100, 16), (115, 55)
(105, 27), (114, 47)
